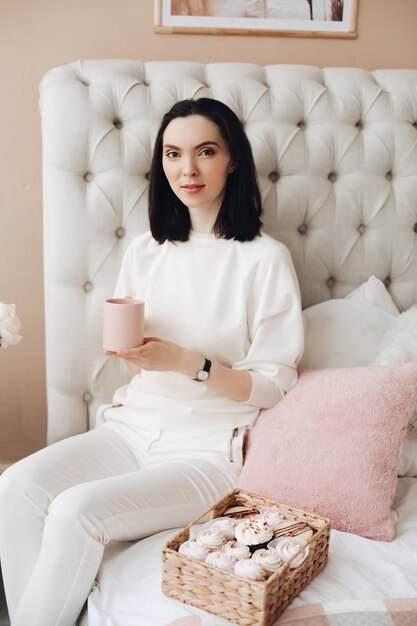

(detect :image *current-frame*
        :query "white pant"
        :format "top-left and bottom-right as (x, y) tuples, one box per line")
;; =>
(0, 414), (244, 626)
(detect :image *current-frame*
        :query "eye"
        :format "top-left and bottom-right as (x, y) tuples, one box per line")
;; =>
(199, 148), (215, 157)
(165, 150), (180, 159)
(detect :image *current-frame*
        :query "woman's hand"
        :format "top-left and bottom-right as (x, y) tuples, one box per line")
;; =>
(105, 337), (253, 402)
(105, 337), (197, 375)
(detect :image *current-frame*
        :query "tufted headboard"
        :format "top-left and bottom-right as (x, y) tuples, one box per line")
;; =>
(39, 61), (417, 444)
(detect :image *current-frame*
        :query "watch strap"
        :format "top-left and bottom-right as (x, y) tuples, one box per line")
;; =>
(193, 357), (212, 381)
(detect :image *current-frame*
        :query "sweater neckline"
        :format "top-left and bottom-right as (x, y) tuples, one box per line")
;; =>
(188, 230), (221, 242)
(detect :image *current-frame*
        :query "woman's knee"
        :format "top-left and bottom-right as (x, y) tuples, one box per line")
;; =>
(46, 486), (109, 545)
(0, 452), (55, 514)
(0, 459), (31, 498)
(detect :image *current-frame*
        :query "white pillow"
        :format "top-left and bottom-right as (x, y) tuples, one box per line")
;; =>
(301, 276), (398, 369)
(373, 305), (417, 369)
(372, 305), (417, 464)
(301, 275), (417, 477)
(345, 274), (400, 315)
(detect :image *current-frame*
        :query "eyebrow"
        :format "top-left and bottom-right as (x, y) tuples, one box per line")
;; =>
(163, 141), (220, 150)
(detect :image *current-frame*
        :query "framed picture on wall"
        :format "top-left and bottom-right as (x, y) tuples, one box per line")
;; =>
(154, 1), (359, 39)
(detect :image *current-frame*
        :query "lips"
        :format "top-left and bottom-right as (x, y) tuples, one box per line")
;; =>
(180, 184), (205, 194)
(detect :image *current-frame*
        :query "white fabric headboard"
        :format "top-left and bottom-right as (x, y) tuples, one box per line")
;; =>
(39, 61), (417, 444)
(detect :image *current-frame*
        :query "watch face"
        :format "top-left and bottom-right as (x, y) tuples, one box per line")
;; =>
(197, 370), (209, 381)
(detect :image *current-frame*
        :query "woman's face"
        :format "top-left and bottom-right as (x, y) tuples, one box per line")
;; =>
(162, 114), (234, 225)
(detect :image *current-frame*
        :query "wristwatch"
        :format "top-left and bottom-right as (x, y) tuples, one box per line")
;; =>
(193, 357), (212, 382)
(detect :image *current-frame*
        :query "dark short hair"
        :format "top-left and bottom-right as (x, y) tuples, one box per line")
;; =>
(148, 98), (263, 243)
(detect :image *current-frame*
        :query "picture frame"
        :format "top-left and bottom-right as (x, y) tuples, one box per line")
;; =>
(154, 1), (359, 39)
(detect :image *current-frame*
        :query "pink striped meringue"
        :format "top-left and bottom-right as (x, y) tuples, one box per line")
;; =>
(222, 540), (251, 560)
(210, 517), (238, 540)
(178, 540), (210, 561)
(205, 551), (237, 571)
(234, 558), (267, 581)
(197, 526), (227, 550)
(272, 538), (309, 569)
(252, 548), (283, 572)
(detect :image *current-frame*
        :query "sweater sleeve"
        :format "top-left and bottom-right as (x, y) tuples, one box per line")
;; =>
(233, 239), (304, 409)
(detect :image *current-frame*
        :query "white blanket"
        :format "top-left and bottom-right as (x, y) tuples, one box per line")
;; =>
(83, 477), (417, 626)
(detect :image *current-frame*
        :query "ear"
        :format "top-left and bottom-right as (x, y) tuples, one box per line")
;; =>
(229, 162), (237, 174)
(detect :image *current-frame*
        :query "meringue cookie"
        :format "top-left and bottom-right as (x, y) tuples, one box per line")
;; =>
(197, 526), (227, 550)
(272, 538), (309, 569)
(259, 507), (294, 529)
(234, 558), (267, 581)
(205, 551), (237, 571)
(222, 540), (251, 560)
(252, 548), (283, 572)
(178, 540), (210, 561)
(210, 517), (238, 540)
(235, 518), (274, 546)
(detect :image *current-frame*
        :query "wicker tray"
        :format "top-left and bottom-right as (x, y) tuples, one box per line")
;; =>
(162, 489), (330, 626)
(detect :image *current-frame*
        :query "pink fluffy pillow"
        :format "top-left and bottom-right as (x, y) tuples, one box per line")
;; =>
(238, 364), (417, 541)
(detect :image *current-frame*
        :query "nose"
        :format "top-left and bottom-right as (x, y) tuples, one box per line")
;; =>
(182, 155), (198, 177)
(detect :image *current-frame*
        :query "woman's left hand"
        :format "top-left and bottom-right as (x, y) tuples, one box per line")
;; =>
(105, 337), (196, 375)
(105, 337), (253, 401)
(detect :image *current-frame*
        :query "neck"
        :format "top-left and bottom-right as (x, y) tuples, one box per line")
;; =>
(188, 206), (219, 234)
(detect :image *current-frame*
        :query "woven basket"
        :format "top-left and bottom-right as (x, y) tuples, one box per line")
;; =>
(162, 489), (330, 626)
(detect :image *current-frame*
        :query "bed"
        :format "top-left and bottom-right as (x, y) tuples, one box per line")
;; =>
(39, 61), (417, 625)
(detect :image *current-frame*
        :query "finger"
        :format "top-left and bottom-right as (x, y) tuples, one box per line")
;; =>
(143, 336), (161, 344)
(116, 347), (144, 358)
(116, 349), (132, 358)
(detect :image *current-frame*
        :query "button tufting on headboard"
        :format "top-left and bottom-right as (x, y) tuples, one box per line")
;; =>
(39, 61), (417, 443)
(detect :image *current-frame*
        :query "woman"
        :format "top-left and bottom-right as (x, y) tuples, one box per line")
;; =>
(0, 98), (303, 626)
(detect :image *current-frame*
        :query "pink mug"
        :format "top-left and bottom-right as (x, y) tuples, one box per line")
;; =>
(103, 298), (145, 352)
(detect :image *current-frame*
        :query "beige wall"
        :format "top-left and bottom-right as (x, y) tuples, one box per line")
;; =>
(0, 0), (416, 462)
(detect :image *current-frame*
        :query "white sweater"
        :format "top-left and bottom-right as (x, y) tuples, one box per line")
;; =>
(112, 230), (304, 431)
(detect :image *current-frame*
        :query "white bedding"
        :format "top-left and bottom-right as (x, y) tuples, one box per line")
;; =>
(83, 477), (417, 626)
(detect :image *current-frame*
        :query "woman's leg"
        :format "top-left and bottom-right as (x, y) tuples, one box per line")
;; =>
(12, 455), (238, 626)
(0, 426), (138, 620)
